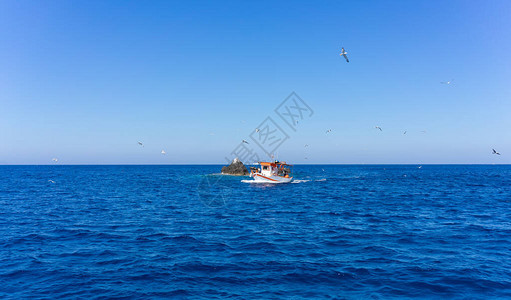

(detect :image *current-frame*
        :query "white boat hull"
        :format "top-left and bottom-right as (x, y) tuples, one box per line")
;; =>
(250, 173), (293, 183)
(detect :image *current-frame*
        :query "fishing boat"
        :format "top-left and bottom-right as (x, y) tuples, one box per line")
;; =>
(249, 161), (293, 183)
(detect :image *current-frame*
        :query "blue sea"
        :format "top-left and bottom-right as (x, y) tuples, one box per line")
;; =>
(1, 165), (511, 299)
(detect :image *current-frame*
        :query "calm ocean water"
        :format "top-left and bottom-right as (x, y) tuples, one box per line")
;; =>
(1, 165), (510, 299)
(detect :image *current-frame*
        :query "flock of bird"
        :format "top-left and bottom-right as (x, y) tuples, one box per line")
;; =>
(49, 47), (501, 165)
(339, 47), (500, 159)
(268, 47), (500, 161)
(138, 118), (501, 163)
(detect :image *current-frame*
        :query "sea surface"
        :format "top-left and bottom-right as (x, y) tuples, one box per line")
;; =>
(1, 165), (511, 299)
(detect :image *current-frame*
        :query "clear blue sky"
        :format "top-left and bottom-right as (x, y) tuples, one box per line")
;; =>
(1, 0), (510, 164)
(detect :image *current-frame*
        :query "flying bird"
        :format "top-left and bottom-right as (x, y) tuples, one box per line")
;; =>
(403, 131), (407, 135)
(492, 149), (501, 155)
(304, 144), (309, 147)
(340, 47), (349, 63)
(441, 79), (454, 85)
(418, 166), (422, 169)
(242, 140), (249, 144)
(48, 180), (56, 183)
(421, 130), (427, 133)
(326, 129), (332, 134)
(161, 150), (166, 155)
(137, 141), (143, 147)
(375, 126), (382, 131)
(255, 128), (260, 133)
(52, 158), (58, 163)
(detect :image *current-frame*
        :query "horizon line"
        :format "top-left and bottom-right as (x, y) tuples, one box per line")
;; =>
(1, 163), (509, 166)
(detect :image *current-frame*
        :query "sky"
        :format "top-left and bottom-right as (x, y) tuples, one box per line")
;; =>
(1, 0), (510, 164)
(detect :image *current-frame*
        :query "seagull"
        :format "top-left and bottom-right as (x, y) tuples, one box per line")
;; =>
(255, 128), (260, 133)
(492, 149), (501, 155)
(326, 129), (332, 134)
(137, 141), (143, 147)
(161, 150), (166, 155)
(421, 130), (427, 133)
(242, 140), (249, 144)
(304, 144), (309, 147)
(441, 79), (454, 85)
(403, 131), (407, 135)
(418, 166), (422, 169)
(48, 180), (56, 183)
(375, 126), (382, 131)
(52, 158), (58, 163)
(340, 47), (349, 63)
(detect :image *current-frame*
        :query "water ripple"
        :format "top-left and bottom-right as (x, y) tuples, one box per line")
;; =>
(1, 165), (511, 298)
